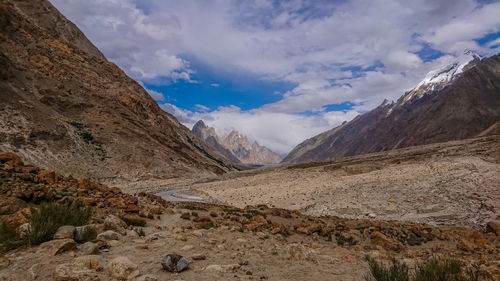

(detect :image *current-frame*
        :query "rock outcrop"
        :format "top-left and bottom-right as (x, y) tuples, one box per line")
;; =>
(0, 0), (235, 182)
(283, 52), (500, 163)
(192, 120), (282, 165)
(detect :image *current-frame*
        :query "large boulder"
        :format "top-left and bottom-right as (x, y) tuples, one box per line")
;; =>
(38, 239), (77, 256)
(103, 215), (127, 235)
(75, 225), (97, 242)
(106, 257), (139, 280)
(54, 226), (76, 240)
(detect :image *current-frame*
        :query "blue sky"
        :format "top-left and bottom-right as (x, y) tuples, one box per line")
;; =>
(51, 0), (500, 154)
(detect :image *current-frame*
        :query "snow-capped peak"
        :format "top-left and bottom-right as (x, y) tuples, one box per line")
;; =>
(400, 50), (482, 105)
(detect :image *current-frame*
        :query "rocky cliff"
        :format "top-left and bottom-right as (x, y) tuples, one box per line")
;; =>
(283, 52), (500, 163)
(192, 120), (282, 164)
(0, 0), (235, 182)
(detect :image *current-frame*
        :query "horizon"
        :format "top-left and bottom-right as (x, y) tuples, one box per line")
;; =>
(50, 0), (500, 154)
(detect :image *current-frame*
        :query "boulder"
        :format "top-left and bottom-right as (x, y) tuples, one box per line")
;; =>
(106, 257), (140, 280)
(80, 242), (100, 255)
(370, 231), (405, 251)
(103, 215), (127, 235)
(73, 255), (105, 271)
(54, 226), (76, 240)
(38, 239), (77, 256)
(486, 221), (500, 236)
(54, 263), (100, 281)
(160, 254), (189, 272)
(75, 225), (97, 242)
(97, 230), (120, 241)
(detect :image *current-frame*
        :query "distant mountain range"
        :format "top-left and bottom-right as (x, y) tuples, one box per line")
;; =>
(283, 51), (500, 163)
(0, 0), (236, 182)
(192, 120), (282, 165)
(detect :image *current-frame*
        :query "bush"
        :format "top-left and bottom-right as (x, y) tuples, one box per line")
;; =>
(121, 216), (146, 227)
(0, 221), (24, 252)
(27, 200), (92, 245)
(365, 256), (492, 281)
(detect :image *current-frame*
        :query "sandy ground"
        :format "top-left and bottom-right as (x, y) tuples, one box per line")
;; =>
(192, 137), (500, 229)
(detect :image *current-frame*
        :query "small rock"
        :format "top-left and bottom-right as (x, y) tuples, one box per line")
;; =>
(136, 275), (161, 281)
(180, 245), (194, 251)
(18, 223), (31, 239)
(80, 242), (100, 255)
(108, 240), (121, 247)
(191, 254), (206, 260)
(54, 263), (100, 281)
(367, 213), (376, 219)
(486, 221), (500, 236)
(73, 255), (105, 271)
(161, 254), (189, 272)
(38, 239), (77, 256)
(205, 264), (240, 273)
(103, 215), (127, 235)
(97, 230), (121, 240)
(107, 256), (140, 280)
(75, 225), (97, 242)
(204, 264), (223, 273)
(54, 226), (76, 240)
(126, 230), (139, 238)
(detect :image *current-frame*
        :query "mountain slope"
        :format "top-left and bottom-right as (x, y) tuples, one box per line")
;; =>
(283, 52), (500, 163)
(192, 120), (282, 164)
(0, 0), (235, 182)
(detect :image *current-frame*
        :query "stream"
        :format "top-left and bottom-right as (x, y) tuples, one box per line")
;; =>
(156, 187), (210, 203)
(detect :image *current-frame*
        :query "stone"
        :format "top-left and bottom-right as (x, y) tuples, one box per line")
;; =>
(103, 215), (127, 235)
(18, 223), (31, 239)
(370, 231), (405, 251)
(126, 230), (139, 238)
(73, 255), (105, 271)
(80, 242), (100, 255)
(192, 254), (206, 260)
(486, 221), (500, 235)
(54, 226), (76, 240)
(180, 245), (194, 251)
(54, 263), (100, 281)
(296, 224), (322, 235)
(106, 257), (140, 280)
(205, 264), (240, 273)
(75, 225), (97, 242)
(136, 275), (161, 281)
(97, 230), (120, 241)
(161, 254), (190, 272)
(38, 239), (77, 256)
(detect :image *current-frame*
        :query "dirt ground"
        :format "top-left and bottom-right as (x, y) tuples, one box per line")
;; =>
(192, 136), (500, 229)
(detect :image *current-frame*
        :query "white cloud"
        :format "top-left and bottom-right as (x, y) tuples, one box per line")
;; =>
(50, 0), (500, 153)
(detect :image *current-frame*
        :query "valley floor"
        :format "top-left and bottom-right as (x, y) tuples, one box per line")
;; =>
(191, 136), (500, 229)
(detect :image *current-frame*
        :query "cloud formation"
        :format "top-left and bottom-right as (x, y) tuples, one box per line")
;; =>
(50, 0), (500, 153)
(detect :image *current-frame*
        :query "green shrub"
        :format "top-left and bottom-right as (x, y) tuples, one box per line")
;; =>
(180, 212), (191, 220)
(365, 256), (492, 281)
(27, 200), (92, 245)
(78, 132), (94, 142)
(0, 220), (24, 252)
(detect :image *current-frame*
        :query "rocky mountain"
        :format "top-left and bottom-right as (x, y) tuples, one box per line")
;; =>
(192, 120), (282, 164)
(283, 51), (500, 163)
(0, 0), (236, 183)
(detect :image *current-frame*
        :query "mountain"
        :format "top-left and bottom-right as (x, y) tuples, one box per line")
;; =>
(283, 51), (500, 163)
(0, 0), (236, 183)
(192, 120), (282, 164)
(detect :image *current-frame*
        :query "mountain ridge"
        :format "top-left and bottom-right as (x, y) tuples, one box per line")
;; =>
(283, 52), (500, 163)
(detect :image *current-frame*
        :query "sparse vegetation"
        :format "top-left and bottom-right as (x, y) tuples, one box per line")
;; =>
(180, 212), (191, 220)
(335, 233), (357, 246)
(120, 216), (146, 227)
(365, 256), (492, 281)
(27, 200), (92, 245)
(78, 131), (94, 142)
(0, 220), (24, 252)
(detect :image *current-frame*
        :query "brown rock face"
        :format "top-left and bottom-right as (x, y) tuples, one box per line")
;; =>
(192, 120), (282, 164)
(283, 54), (500, 163)
(0, 0), (235, 182)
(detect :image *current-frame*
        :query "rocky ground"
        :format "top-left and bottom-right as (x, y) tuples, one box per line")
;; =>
(1, 151), (500, 280)
(192, 135), (500, 229)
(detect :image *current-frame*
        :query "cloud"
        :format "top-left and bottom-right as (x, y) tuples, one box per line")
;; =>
(160, 104), (359, 154)
(50, 0), (499, 153)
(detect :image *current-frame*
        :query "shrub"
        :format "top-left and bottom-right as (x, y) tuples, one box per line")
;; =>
(0, 221), (24, 252)
(180, 213), (191, 220)
(335, 233), (357, 246)
(78, 132), (94, 142)
(27, 200), (92, 245)
(365, 256), (492, 281)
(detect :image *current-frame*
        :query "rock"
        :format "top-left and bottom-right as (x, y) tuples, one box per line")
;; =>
(161, 254), (190, 272)
(54, 225), (76, 240)
(103, 215), (127, 235)
(192, 254), (206, 260)
(296, 224), (322, 235)
(75, 225), (97, 242)
(205, 264), (240, 273)
(180, 245), (194, 251)
(108, 240), (121, 247)
(126, 230), (139, 238)
(136, 275), (161, 281)
(486, 221), (500, 235)
(106, 257), (140, 280)
(97, 230), (120, 240)
(73, 255), (105, 271)
(18, 223), (31, 239)
(38, 239), (77, 256)
(54, 263), (100, 281)
(80, 242), (100, 255)
(367, 213), (377, 219)
(370, 231), (405, 251)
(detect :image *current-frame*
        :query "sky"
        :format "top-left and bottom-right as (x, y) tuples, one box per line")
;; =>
(50, 0), (500, 154)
